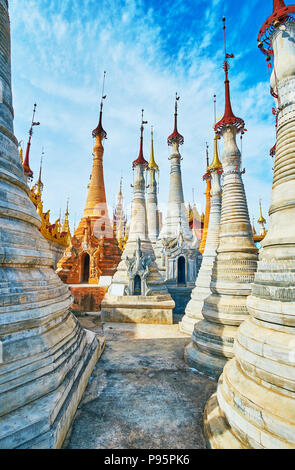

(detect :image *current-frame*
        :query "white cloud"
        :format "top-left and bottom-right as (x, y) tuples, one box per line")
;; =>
(9, 0), (274, 232)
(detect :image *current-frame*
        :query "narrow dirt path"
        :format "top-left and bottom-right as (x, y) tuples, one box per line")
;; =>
(65, 319), (217, 449)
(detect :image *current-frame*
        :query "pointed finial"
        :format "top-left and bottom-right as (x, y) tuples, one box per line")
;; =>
(119, 176), (123, 196)
(208, 132), (223, 172)
(148, 125), (159, 171)
(101, 71), (107, 103)
(35, 147), (44, 194)
(167, 93), (184, 146)
(62, 198), (70, 234)
(132, 109), (148, 167)
(206, 142), (209, 168)
(257, 198), (266, 224)
(222, 16), (227, 57)
(209, 95), (223, 172)
(215, 18), (244, 135)
(92, 71), (107, 139)
(23, 103), (40, 181)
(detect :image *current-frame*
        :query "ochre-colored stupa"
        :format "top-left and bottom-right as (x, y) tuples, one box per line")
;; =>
(57, 88), (121, 312)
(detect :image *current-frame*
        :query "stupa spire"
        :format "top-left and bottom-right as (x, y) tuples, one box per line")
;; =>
(102, 112), (174, 322)
(180, 96), (223, 335)
(92, 71), (107, 140)
(209, 94), (222, 171)
(82, 72), (109, 220)
(132, 109), (148, 167)
(154, 92), (199, 305)
(167, 93), (184, 146)
(119, 176), (123, 196)
(35, 148), (44, 195)
(57, 72), (121, 286)
(187, 18), (258, 377)
(215, 18), (244, 135)
(62, 198), (70, 234)
(257, 198), (266, 224)
(208, 133), (222, 171)
(199, 143), (211, 255)
(23, 103), (40, 183)
(147, 126), (160, 243)
(148, 126), (159, 171)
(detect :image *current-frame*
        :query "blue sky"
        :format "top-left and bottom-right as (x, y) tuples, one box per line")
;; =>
(9, 0), (275, 232)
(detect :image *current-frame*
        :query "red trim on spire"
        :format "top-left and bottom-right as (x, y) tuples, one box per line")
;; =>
(270, 143), (276, 157)
(132, 122), (148, 168)
(23, 133), (33, 179)
(258, 1), (295, 53)
(23, 104), (40, 181)
(167, 94), (184, 146)
(215, 61), (245, 134)
(92, 103), (107, 139)
(274, 0), (287, 9)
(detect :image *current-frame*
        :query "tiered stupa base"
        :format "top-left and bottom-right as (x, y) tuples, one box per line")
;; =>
(0, 273), (104, 449)
(204, 352), (295, 449)
(179, 253), (217, 335)
(0, 331), (104, 449)
(101, 238), (175, 324)
(183, 291), (249, 378)
(204, 295), (295, 449)
(184, 321), (235, 377)
(204, 392), (245, 449)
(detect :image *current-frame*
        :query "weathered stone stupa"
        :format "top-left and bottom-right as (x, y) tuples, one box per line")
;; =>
(146, 127), (160, 244)
(57, 80), (121, 312)
(191, 20), (258, 377)
(0, 0), (102, 448)
(155, 95), (201, 314)
(205, 0), (295, 448)
(101, 111), (174, 324)
(180, 130), (223, 337)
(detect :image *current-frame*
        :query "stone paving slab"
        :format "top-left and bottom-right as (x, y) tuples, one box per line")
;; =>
(65, 320), (217, 449)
